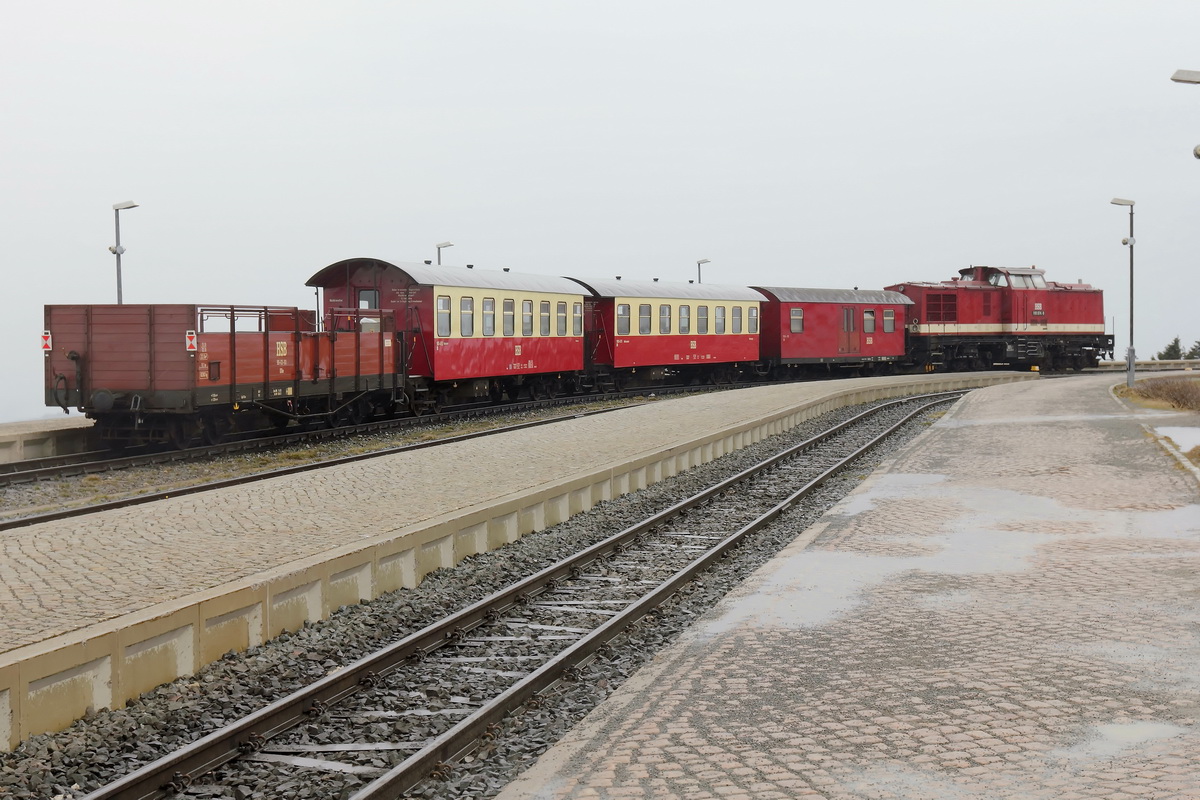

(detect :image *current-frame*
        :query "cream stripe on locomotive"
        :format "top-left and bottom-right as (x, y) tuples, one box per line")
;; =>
(434, 286), (586, 340)
(915, 323), (1108, 334)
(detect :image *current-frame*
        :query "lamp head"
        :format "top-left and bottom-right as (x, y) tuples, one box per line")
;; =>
(113, 200), (139, 210)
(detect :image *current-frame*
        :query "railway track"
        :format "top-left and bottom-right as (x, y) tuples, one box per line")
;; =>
(0, 378), (768, 489)
(75, 391), (963, 800)
(0, 401), (645, 533)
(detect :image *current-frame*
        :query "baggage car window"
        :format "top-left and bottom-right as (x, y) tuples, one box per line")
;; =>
(715, 306), (726, 334)
(639, 304), (652, 335)
(437, 295), (451, 337)
(572, 302), (583, 336)
(522, 300), (534, 336)
(697, 305), (709, 335)
(863, 310), (875, 333)
(883, 309), (895, 333)
(483, 298), (496, 336)
(557, 301), (568, 336)
(790, 308), (804, 333)
(748, 306), (759, 334)
(503, 299), (515, 336)
(659, 304), (671, 334)
(732, 306), (743, 334)
(358, 289), (379, 309)
(679, 305), (690, 335)
(617, 304), (631, 335)
(460, 297), (474, 337)
(540, 301), (551, 336)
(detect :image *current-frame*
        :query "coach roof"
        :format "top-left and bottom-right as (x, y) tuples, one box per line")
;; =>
(753, 286), (914, 305)
(307, 259), (587, 295)
(566, 277), (767, 301)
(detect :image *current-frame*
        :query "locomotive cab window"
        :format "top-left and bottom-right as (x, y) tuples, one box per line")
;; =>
(436, 295), (451, 337)
(697, 305), (709, 335)
(863, 310), (875, 334)
(639, 304), (652, 335)
(679, 305), (691, 335)
(617, 303), (631, 336)
(659, 304), (671, 334)
(460, 297), (474, 337)
(790, 308), (804, 333)
(522, 300), (534, 336)
(483, 298), (496, 336)
(503, 299), (515, 336)
(883, 309), (895, 333)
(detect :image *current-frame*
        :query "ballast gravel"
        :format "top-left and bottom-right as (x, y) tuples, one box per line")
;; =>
(0, 396), (950, 800)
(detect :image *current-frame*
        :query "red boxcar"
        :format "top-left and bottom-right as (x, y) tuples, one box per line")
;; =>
(753, 287), (912, 374)
(307, 258), (588, 405)
(563, 277), (766, 386)
(887, 266), (1112, 370)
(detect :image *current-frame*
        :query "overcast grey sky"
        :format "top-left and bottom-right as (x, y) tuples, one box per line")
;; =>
(5, 1), (1199, 423)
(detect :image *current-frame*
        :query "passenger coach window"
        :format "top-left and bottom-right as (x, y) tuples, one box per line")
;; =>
(483, 298), (495, 336)
(617, 304), (631, 335)
(715, 306), (726, 334)
(790, 308), (804, 333)
(679, 305), (690, 335)
(697, 306), (709, 335)
(748, 306), (759, 334)
(732, 306), (743, 334)
(863, 310), (875, 334)
(522, 300), (534, 336)
(540, 301), (551, 336)
(503, 299), (515, 336)
(436, 295), (451, 337)
(572, 303), (583, 336)
(659, 304), (671, 334)
(639, 304), (652, 335)
(460, 297), (474, 337)
(883, 309), (895, 333)
(557, 302), (568, 336)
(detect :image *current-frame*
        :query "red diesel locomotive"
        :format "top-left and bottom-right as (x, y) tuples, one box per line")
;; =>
(41, 258), (1112, 447)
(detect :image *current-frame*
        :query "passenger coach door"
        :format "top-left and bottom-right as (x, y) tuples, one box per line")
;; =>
(838, 306), (860, 354)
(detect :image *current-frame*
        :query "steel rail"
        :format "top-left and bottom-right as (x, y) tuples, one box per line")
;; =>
(79, 391), (963, 800)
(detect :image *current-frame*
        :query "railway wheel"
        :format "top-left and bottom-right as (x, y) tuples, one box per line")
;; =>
(168, 418), (192, 450)
(201, 414), (232, 445)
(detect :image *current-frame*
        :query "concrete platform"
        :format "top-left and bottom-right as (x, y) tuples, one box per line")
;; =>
(495, 374), (1200, 800)
(0, 415), (94, 463)
(0, 373), (1023, 750)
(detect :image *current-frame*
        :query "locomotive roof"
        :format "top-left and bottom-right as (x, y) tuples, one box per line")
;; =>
(307, 259), (587, 295)
(753, 286), (914, 305)
(565, 277), (768, 301)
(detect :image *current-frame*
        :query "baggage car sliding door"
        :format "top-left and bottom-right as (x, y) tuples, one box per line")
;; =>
(838, 306), (860, 354)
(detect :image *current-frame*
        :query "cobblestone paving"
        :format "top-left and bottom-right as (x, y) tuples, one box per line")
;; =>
(0, 377), (946, 655)
(496, 376), (1200, 800)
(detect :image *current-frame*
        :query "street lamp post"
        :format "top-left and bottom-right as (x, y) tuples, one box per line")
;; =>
(1170, 69), (1200, 160)
(109, 201), (138, 304)
(1110, 198), (1135, 388)
(696, 258), (710, 284)
(436, 241), (454, 265)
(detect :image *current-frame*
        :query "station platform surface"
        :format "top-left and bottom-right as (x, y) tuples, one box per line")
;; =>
(495, 374), (1200, 800)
